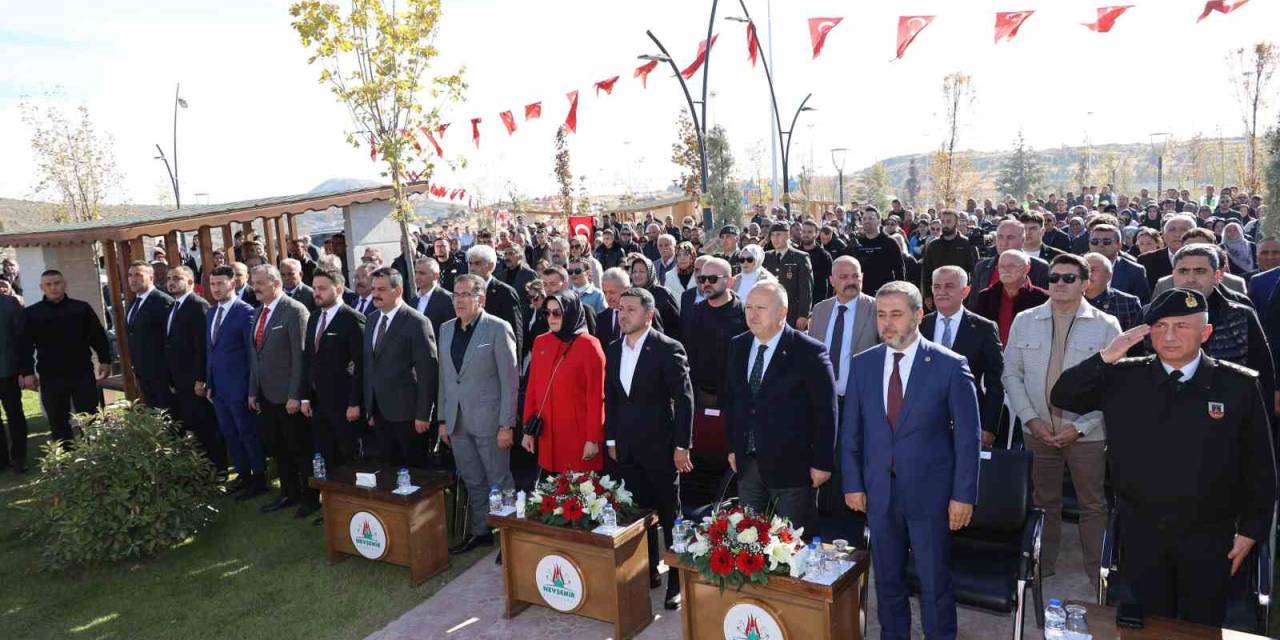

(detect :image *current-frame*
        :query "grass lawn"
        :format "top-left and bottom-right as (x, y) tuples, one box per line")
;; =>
(0, 392), (486, 640)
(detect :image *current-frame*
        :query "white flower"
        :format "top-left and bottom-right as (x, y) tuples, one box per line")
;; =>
(600, 476), (617, 491)
(728, 512), (745, 527)
(736, 527), (759, 545)
(764, 540), (795, 571)
(588, 496), (607, 520)
(613, 483), (633, 505)
(579, 480), (596, 496)
(687, 534), (710, 558)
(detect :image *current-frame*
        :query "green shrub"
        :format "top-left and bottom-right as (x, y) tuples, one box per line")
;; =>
(19, 402), (220, 569)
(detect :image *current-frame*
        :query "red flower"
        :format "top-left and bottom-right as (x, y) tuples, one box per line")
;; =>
(562, 497), (585, 522)
(778, 529), (793, 544)
(736, 519), (753, 532)
(736, 550), (766, 575)
(540, 495), (557, 515)
(554, 477), (570, 494)
(709, 547), (735, 576)
(754, 523), (771, 545)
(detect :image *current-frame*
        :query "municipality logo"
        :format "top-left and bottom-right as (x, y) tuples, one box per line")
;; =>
(724, 602), (784, 640)
(348, 511), (388, 560)
(534, 554), (583, 612)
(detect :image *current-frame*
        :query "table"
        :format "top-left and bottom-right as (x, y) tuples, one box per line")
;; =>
(665, 547), (871, 640)
(309, 464), (451, 586)
(1065, 601), (1271, 639)
(488, 511), (658, 640)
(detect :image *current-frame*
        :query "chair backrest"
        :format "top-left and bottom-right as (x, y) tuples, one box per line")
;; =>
(968, 449), (1032, 532)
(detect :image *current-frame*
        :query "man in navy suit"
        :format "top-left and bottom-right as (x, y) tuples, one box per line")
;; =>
(842, 281), (981, 640)
(204, 266), (268, 499)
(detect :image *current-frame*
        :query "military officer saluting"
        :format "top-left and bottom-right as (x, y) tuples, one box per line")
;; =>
(761, 222), (814, 330)
(1051, 288), (1276, 627)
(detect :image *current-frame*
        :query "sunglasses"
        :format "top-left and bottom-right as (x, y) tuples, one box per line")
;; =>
(696, 275), (723, 284)
(1047, 273), (1080, 284)
(567, 268), (585, 275)
(739, 256), (756, 263)
(546, 308), (563, 318)
(1088, 238), (1115, 246)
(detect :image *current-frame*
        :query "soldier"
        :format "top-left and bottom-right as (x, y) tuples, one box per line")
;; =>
(1051, 288), (1276, 627)
(761, 222), (814, 329)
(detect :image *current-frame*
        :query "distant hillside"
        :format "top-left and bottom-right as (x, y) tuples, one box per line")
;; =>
(0, 198), (166, 232)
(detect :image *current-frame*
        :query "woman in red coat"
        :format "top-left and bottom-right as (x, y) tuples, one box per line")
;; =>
(521, 289), (606, 473)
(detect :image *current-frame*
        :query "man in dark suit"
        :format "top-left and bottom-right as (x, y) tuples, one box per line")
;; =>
(605, 287), (694, 609)
(410, 257), (455, 343)
(348, 264), (377, 317)
(281, 258), (317, 312)
(465, 244), (523, 355)
(1138, 213), (1197, 290)
(163, 266), (225, 475)
(923, 266), (1004, 448)
(0, 292), (28, 472)
(496, 242), (538, 300)
(593, 267), (629, 348)
(300, 268), (365, 490)
(363, 267), (438, 467)
(205, 266), (267, 499)
(723, 280), (837, 525)
(126, 260), (175, 409)
(1021, 212), (1065, 263)
(968, 219), (1049, 305)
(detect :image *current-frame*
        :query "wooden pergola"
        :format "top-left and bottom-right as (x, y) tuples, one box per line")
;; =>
(0, 183), (428, 399)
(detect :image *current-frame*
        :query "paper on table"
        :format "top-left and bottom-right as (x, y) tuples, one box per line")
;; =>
(590, 524), (623, 537)
(490, 506), (517, 517)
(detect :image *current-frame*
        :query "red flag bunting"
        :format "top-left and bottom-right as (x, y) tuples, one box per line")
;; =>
(594, 75), (620, 96)
(499, 110), (517, 135)
(564, 90), (579, 133)
(808, 17), (843, 59)
(420, 127), (443, 157)
(471, 117), (482, 148)
(895, 16), (935, 59)
(746, 21), (760, 67)
(994, 11), (1034, 43)
(1084, 6), (1132, 32)
(680, 34), (718, 79)
(1197, 0), (1249, 22)
(437, 123), (449, 138)
(634, 60), (658, 88)
(368, 134), (377, 161)
(525, 102), (542, 120)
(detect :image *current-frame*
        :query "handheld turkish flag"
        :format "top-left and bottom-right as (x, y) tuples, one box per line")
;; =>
(568, 216), (595, 242)
(1083, 6), (1133, 32)
(746, 21), (760, 67)
(499, 110), (517, 135)
(634, 60), (658, 88)
(680, 35), (718, 79)
(808, 17), (843, 59)
(564, 91), (579, 134)
(895, 16), (935, 59)
(1197, 0), (1249, 22)
(525, 102), (542, 120)
(470, 117), (482, 148)
(594, 75), (620, 96)
(994, 11), (1034, 44)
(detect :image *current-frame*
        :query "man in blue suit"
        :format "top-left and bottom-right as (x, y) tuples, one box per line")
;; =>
(841, 281), (981, 640)
(203, 265), (268, 499)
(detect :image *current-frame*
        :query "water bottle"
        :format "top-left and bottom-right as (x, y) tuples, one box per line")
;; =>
(488, 485), (502, 514)
(602, 502), (617, 529)
(311, 453), (326, 479)
(1065, 604), (1089, 639)
(1044, 598), (1067, 639)
(515, 490), (527, 518)
(397, 467), (411, 491)
(805, 541), (823, 579)
(671, 516), (687, 553)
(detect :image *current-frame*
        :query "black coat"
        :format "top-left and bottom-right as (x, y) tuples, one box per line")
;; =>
(921, 310), (1004, 434)
(127, 289), (175, 383)
(286, 284), (317, 313)
(164, 293), (210, 390)
(649, 285), (682, 343)
(301, 305), (365, 419)
(1138, 248), (1175, 291)
(410, 287), (456, 343)
(484, 277), (524, 356)
(604, 330), (695, 464)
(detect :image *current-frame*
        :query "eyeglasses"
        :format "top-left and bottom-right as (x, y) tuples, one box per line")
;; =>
(546, 308), (563, 318)
(467, 259), (486, 265)
(567, 268), (585, 275)
(1088, 238), (1115, 246)
(696, 275), (723, 284)
(1047, 273), (1081, 284)
(739, 256), (756, 263)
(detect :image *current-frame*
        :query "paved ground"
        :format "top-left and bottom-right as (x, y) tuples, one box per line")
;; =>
(368, 527), (1094, 640)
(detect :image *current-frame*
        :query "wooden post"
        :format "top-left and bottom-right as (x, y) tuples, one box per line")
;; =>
(121, 239), (140, 303)
(263, 217), (277, 265)
(165, 230), (181, 267)
(287, 213), (299, 240)
(241, 220), (254, 242)
(274, 216), (288, 263)
(198, 226), (216, 303)
(103, 240), (139, 400)
(222, 223), (235, 255)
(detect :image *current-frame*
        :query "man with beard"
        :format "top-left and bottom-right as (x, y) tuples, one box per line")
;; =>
(851, 207), (905, 295)
(800, 220), (834, 303)
(684, 259), (746, 438)
(762, 223), (814, 330)
(164, 266), (224, 476)
(920, 210), (979, 310)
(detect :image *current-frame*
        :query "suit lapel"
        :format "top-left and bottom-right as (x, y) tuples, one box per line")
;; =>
(457, 315), (485, 376)
(758, 328), (792, 391)
(374, 311), (394, 359)
(895, 340), (932, 431)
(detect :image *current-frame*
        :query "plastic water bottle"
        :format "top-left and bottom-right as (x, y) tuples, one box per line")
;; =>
(1044, 598), (1067, 639)
(311, 453), (326, 479)
(488, 485), (502, 514)
(671, 516), (687, 552)
(396, 467), (411, 491)
(805, 541), (823, 579)
(515, 490), (527, 518)
(1065, 604), (1089, 639)
(602, 502), (617, 529)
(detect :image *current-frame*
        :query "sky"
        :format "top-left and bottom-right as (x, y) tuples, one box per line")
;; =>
(1, 0), (1277, 208)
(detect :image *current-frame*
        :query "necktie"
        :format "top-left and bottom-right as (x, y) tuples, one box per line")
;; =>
(314, 310), (328, 351)
(212, 305), (224, 344)
(887, 352), (905, 430)
(359, 299), (368, 315)
(1169, 369), (1184, 390)
(127, 297), (141, 325)
(749, 343), (768, 394)
(375, 314), (389, 351)
(167, 302), (179, 336)
(941, 316), (954, 349)
(830, 305), (847, 383)
(254, 307), (271, 350)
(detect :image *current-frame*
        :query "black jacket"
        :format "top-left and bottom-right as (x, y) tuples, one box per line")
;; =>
(1138, 248), (1175, 290)
(921, 310), (1004, 434)
(851, 233), (905, 296)
(285, 284), (317, 313)
(302, 304), (365, 419)
(410, 286), (456, 343)
(604, 330), (695, 463)
(484, 277), (524, 356)
(127, 288), (175, 384)
(23, 296), (112, 379)
(165, 293), (210, 390)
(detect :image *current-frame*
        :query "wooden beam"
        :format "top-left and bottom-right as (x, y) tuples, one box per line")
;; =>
(287, 213), (299, 240)
(165, 230), (181, 267)
(103, 240), (139, 400)
(198, 226), (215, 303)
(263, 217), (277, 265)
(121, 240), (139, 303)
(274, 216), (288, 264)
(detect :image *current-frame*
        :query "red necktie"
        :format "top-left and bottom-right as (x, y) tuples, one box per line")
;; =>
(255, 307), (271, 350)
(314, 310), (328, 351)
(886, 352), (904, 430)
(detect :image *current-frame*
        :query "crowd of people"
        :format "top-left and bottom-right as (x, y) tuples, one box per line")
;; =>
(0, 182), (1276, 636)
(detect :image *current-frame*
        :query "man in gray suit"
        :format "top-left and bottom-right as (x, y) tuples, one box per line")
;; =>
(363, 267), (438, 468)
(246, 264), (314, 516)
(437, 273), (519, 554)
(0, 294), (28, 473)
(808, 256), (879, 399)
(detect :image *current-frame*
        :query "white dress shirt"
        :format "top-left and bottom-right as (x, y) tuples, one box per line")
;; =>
(167, 292), (190, 336)
(371, 301), (401, 350)
(882, 335), (921, 409)
(823, 298), (857, 393)
(211, 298), (239, 343)
(746, 329), (784, 381)
(415, 287), (435, 314)
(1160, 353), (1201, 380)
(355, 296), (374, 315)
(618, 329), (649, 395)
(931, 308), (964, 349)
(312, 304), (338, 345)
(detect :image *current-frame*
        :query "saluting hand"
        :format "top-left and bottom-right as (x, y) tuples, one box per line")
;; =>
(1229, 535), (1256, 576)
(1101, 325), (1150, 364)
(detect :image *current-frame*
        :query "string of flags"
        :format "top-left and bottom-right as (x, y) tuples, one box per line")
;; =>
(363, 1), (1254, 163)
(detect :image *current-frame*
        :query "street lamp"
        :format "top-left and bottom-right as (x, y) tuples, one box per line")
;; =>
(155, 83), (188, 209)
(831, 147), (848, 211)
(1149, 131), (1170, 199)
(640, 35), (713, 234)
(781, 95), (816, 214)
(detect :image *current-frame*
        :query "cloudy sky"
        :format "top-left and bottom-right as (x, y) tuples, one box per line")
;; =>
(1, 0), (1276, 207)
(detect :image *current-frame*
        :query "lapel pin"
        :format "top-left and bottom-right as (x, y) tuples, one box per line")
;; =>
(924, 356), (931, 362)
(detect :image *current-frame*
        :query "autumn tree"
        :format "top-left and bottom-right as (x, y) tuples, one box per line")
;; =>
(996, 131), (1044, 200)
(291, 0), (465, 299)
(857, 162), (891, 213)
(705, 125), (742, 228)
(19, 95), (123, 223)
(1263, 115), (1280, 237)
(933, 72), (974, 206)
(553, 125), (573, 215)
(1227, 42), (1277, 193)
(671, 109), (701, 198)
(576, 175), (591, 216)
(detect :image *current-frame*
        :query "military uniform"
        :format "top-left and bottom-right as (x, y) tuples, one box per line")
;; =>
(1050, 289), (1276, 627)
(762, 247), (813, 326)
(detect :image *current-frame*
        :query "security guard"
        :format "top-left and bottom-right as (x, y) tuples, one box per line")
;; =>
(761, 222), (814, 329)
(1051, 288), (1276, 627)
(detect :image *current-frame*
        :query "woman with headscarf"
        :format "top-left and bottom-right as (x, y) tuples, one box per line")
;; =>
(1221, 221), (1257, 276)
(626, 253), (682, 342)
(662, 241), (698, 300)
(522, 290), (606, 473)
(732, 243), (776, 299)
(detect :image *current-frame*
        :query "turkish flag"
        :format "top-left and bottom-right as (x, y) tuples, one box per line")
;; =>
(568, 216), (595, 242)
(564, 91), (579, 134)
(525, 102), (542, 120)
(471, 117), (482, 148)
(680, 34), (718, 79)
(1084, 6), (1133, 32)
(746, 21), (760, 66)
(368, 134), (378, 161)
(808, 17), (843, 59)
(895, 15), (935, 59)
(994, 11), (1034, 44)
(500, 111), (517, 135)
(1198, 0), (1249, 22)
(594, 75), (620, 96)
(634, 60), (658, 88)
(437, 123), (449, 138)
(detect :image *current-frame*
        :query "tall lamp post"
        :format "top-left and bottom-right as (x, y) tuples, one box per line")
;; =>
(831, 147), (848, 210)
(1150, 131), (1170, 199)
(641, 31), (714, 234)
(781, 94), (816, 215)
(154, 83), (188, 209)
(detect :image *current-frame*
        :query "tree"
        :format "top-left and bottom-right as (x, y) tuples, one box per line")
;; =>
(553, 125), (573, 215)
(858, 162), (891, 213)
(934, 72), (974, 205)
(1227, 42), (1277, 193)
(705, 125), (742, 228)
(291, 0), (465, 299)
(18, 95), (124, 223)
(1263, 115), (1280, 237)
(996, 131), (1044, 200)
(904, 158), (921, 208)
(671, 109), (701, 198)
(576, 175), (591, 216)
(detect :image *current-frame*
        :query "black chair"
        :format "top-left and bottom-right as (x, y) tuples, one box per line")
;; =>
(905, 449), (1045, 640)
(1099, 502), (1275, 634)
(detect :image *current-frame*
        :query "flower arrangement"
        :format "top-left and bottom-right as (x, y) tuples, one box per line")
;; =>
(526, 471), (634, 530)
(681, 506), (805, 590)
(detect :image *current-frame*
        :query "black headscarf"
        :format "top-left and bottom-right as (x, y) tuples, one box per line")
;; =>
(628, 253), (658, 290)
(546, 289), (587, 342)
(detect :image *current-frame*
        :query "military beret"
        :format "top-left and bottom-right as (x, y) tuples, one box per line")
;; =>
(1143, 288), (1207, 325)
(768, 222), (789, 234)
(719, 224), (740, 237)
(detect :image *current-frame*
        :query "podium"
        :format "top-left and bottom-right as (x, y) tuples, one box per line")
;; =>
(309, 464), (451, 586)
(664, 549), (870, 640)
(488, 511), (657, 640)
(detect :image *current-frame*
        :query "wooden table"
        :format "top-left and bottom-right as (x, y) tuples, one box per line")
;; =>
(309, 464), (451, 586)
(488, 511), (658, 640)
(665, 547), (871, 640)
(1065, 601), (1271, 639)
